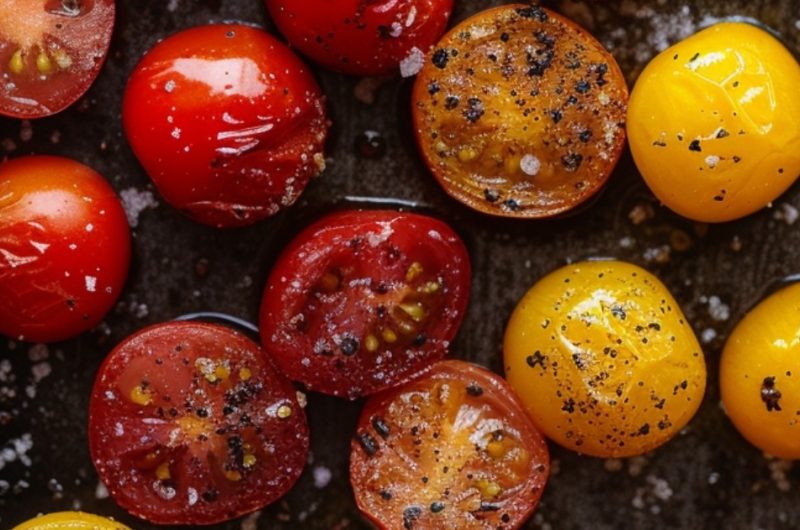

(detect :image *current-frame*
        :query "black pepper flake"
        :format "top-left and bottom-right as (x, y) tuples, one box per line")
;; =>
(430, 501), (445, 513)
(202, 489), (219, 502)
(444, 95), (460, 110)
(550, 109), (563, 123)
(503, 198), (520, 211)
(637, 423), (650, 435)
(403, 506), (423, 529)
(575, 80), (591, 94)
(716, 129), (730, 139)
(688, 140), (702, 152)
(516, 5), (548, 21)
(372, 417), (391, 439)
(527, 49), (555, 76)
(611, 306), (626, 320)
(535, 30), (555, 48)
(463, 97), (485, 123)
(427, 82), (440, 95)
(466, 382), (484, 396)
(761, 376), (782, 411)
(579, 129), (592, 142)
(689, 52), (700, 62)
(484, 189), (500, 202)
(561, 153), (583, 172)
(527, 351), (546, 368)
(413, 333), (427, 346)
(196, 408), (209, 418)
(432, 49), (449, 69)
(380, 490), (393, 500)
(594, 63), (609, 86)
(340, 335), (359, 356)
(500, 32), (510, 42)
(562, 398), (576, 413)
(478, 502), (501, 512)
(357, 432), (379, 456)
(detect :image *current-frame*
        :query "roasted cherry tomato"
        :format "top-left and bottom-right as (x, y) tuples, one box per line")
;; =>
(350, 360), (549, 530)
(412, 5), (628, 218)
(266, 0), (453, 77)
(721, 282), (800, 459)
(88, 322), (309, 525)
(123, 24), (329, 228)
(628, 23), (800, 222)
(0, 155), (130, 343)
(504, 260), (706, 458)
(0, 0), (114, 118)
(260, 210), (471, 399)
(12, 512), (130, 530)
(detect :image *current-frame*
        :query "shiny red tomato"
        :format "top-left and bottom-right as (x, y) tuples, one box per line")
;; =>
(350, 360), (550, 530)
(88, 322), (309, 525)
(0, 155), (130, 343)
(259, 210), (471, 399)
(0, 0), (115, 118)
(266, 0), (454, 76)
(122, 24), (329, 228)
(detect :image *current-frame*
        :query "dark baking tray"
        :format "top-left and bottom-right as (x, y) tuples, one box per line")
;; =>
(2, 0), (800, 528)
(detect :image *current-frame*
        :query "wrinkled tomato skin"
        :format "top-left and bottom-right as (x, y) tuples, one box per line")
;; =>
(266, 0), (454, 77)
(350, 360), (549, 530)
(123, 24), (329, 228)
(259, 210), (471, 399)
(88, 322), (309, 526)
(0, 155), (130, 343)
(0, 0), (115, 118)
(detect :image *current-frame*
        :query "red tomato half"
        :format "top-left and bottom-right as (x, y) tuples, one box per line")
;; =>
(0, 0), (115, 118)
(266, 0), (454, 76)
(123, 24), (329, 228)
(350, 360), (550, 530)
(0, 155), (130, 343)
(259, 210), (471, 399)
(88, 322), (309, 525)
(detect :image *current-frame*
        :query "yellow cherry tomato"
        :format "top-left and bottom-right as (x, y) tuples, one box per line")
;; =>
(721, 282), (800, 459)
(628, 22), (800, 222)
(504, 260), (706, 457)
(12, 512), (131, 530)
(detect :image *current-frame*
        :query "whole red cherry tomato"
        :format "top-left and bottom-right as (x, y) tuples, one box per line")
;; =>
(123, 24), (329, 228)
(266, 0), (454, 76)
(89, 322), (310, 525)
(350, 360), (550, 530)
(0, 155), (130, 343)
(0, 0), (115, 118)
(259, 210), (471, 398)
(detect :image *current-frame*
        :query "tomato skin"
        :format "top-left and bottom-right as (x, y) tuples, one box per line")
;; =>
(0, 155), (130, 343)
(412, 4), (628, 218)
(0, 0), (115, 118)
(350, 360), (549, 530)
(504, 260), (706, 458)
(12, 512), (131, 530)
(259, 210), (471, 399)
(628, 23), (800, 222)
(721, 282), (800, 459)
(266, 0), (454, 76)
(89, 322), (309, 526)
(123, 24), (329, 228)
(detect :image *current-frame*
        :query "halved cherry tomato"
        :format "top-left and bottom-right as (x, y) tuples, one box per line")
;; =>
(88, 322), (309, 525)
(0, 155), (130, 343)
(12, 512), (131, 530)
(259, 210), (471, 399)
(0, 0), (115, 118)
(350, 360), (549, 530)
(266, 0), (454, 77)
(122, 24), (329, 228)
(412, 4), (628, 218)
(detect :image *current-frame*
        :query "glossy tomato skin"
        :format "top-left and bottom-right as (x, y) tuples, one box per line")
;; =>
(0, 156), (130, 343)
(350, 360), (549, 530)
(89, 322), (309, 526)
(504, 261), (706, 458)
(0, 0), (115, 118)
(12, 512), (131, 530)
(260, 210), (471, 399)
(266, 0), (454, 77)
(123, 24), (329, 228)
(412, 4), (628, 218)
(628, 23), (800, 222)
(720, 282), (800, 459)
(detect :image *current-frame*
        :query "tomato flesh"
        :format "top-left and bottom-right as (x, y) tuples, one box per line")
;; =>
(259, 210), (471, 398)
(350, 360), (549, 530)
(0, 0), (115, 118)
(123, 24), (329, 228)
(89, 322), (309, 525)
(412, 4), (628, 218)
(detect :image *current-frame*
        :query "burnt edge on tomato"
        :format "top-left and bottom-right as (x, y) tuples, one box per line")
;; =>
(259, 210), (472, 399)
(88, 322), (309, 525)
(412, 4), (629, 219)
(350, 360), (550, 530)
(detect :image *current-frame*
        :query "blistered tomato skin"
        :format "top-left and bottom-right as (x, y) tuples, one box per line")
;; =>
(0, 0), (115, 118)
(721, 282), (800, 459)
(628, 22), (800, 223)
(504, 261), (706, 458)
(0, 156), (130, 344)
(88, 322), (309, 525)
(123, 24), (329, 228)
(412, 4), (628, 218)
(266, 0), (453, 77)
(350, 360), (549, 530)
(11, 512), (131, 530)
(259, 210), (471, 399)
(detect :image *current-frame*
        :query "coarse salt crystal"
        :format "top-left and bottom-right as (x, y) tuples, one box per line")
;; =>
(520, 154), (541, 176)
